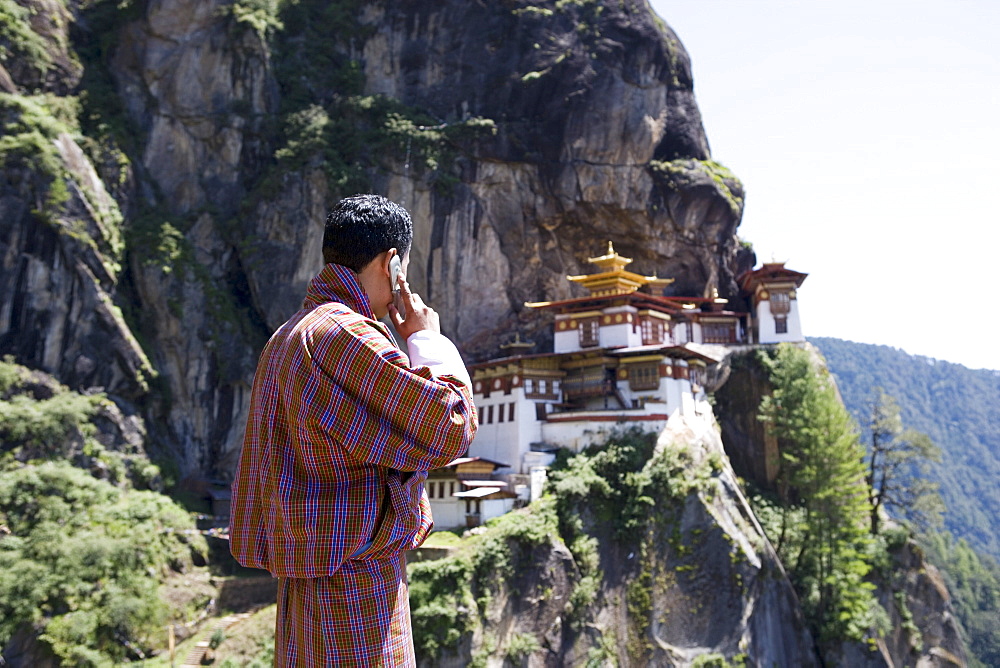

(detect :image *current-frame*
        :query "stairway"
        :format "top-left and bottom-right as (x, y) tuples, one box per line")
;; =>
(178, 612), (251, 667)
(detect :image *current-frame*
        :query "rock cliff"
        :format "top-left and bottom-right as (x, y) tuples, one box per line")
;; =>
(1, 0), (748, 474)
(409, 417), (821, 667)
(712, 347), (970, 667)
(0, 1), (974, 665)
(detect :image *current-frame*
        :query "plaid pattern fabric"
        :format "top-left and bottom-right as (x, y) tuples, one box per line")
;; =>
(230, 263), (477, 578)
(275, 554), (414, 667)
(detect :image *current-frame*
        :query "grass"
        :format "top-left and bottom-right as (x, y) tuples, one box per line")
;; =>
(420, 529), (467, 549)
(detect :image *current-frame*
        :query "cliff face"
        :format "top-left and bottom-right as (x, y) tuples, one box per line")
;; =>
(0, 0), (747, 474)
(409, 416), (820, 667)
(0, 2), (973, 664)
(355, 0), (747, 350)
(713, 348), (969, 667)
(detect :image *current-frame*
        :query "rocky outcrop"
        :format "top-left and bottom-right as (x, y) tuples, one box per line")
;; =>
(415, 415), (820, 667)
(1, 0), (751, 475)
(360, 0), (749, 356)
(711, 348), (781, 489)
(622, 415), (819, 666)
(830, 535), (968, 668)
(0, 130), (152, 400)
(712, 346), (971, 667)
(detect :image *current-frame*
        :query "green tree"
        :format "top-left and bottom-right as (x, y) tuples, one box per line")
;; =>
(865, 390), (944, 535)
(758, 344), (879, 642)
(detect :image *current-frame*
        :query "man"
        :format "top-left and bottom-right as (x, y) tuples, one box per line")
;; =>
(230, 194), (478, 666)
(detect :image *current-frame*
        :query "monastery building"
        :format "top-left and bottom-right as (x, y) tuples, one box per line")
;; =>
(428, 243), (807, 529)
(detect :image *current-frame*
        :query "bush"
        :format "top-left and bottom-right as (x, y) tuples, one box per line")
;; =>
(0, 462), (205, 663)
(408, 556), (475, 660)
(0, 391), (99, 459)
(506, 632), (541, 664)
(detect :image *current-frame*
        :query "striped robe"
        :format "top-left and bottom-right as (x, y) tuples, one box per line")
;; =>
(230, 263), (477, 666)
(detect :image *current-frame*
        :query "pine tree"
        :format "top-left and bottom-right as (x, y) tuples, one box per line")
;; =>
(758, 344), (879, 642)
(865, 390), (944, 535)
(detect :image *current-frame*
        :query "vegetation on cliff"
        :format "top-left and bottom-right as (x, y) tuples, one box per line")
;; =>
(811, 337), (1000, 667)
(0, 359), (207, 665)
(863, 390), (943, 535)
(407, 428), (735, 666)
(754, 344), (882, 645)
(0, 462), (206, 664)
(920, 532), (1000, 667)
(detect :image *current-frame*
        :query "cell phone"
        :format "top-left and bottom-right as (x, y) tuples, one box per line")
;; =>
(389, 255), (403, 292)
(389, 255), (405, 317)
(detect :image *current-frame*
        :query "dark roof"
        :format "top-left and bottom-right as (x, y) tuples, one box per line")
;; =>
(738, 263), (809, 293)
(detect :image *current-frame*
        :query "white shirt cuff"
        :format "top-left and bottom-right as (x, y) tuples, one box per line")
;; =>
(406, 330), (473, 390)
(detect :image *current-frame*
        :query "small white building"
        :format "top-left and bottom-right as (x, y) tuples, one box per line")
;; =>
(425, 457), (517, 530)
(738, 262), (809, 344)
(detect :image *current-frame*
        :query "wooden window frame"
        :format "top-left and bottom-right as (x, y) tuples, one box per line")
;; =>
(770, 291), (791, 315)
(702, 322), (736, 344)
(579, 317), (600, 347)
(641, 318), (664, 345)
(628, 363), (660, 391)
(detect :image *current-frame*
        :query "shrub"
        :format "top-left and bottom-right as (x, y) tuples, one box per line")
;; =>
(0, 462), (205, 663)
(506, 632), (541, 664)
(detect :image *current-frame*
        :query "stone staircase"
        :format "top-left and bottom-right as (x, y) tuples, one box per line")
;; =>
(179, 612), (251, 667)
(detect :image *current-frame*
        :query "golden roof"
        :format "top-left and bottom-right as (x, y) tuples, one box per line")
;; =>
(566, 241), (675, 297)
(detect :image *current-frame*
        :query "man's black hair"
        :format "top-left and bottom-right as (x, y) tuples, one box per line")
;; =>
(322, 194), (413, 272)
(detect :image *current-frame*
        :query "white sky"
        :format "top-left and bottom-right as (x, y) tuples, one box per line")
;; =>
(649, 0), (1000, 371)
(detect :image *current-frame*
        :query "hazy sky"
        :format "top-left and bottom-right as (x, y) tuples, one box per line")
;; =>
(648, 0), (1000, 371)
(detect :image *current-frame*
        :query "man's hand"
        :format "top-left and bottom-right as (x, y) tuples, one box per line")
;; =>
(388, 275), (440, 340)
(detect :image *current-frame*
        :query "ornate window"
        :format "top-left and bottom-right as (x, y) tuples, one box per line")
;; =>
(629, 363), (660, 391)
(702, 322), (736, 344)
(770, 291), (791, 314)
(641, 318), (664, 345)
(775, 316), (788, 334)
(579, 318), (600, 347)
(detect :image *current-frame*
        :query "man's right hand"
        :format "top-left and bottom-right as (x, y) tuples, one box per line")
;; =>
(388, 275), (440, 340)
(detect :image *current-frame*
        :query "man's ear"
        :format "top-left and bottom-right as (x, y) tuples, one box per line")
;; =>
(384, 248), (398, 276)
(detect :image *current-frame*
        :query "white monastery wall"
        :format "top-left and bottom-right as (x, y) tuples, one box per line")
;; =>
(756, 300), (804, 344)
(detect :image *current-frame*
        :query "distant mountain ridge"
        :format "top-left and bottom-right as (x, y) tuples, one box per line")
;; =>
(810, 337), (1000, 559)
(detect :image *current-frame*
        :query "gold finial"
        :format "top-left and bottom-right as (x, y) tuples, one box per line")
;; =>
(606, 240), (614, 255)
(500, 332), (535, 350)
